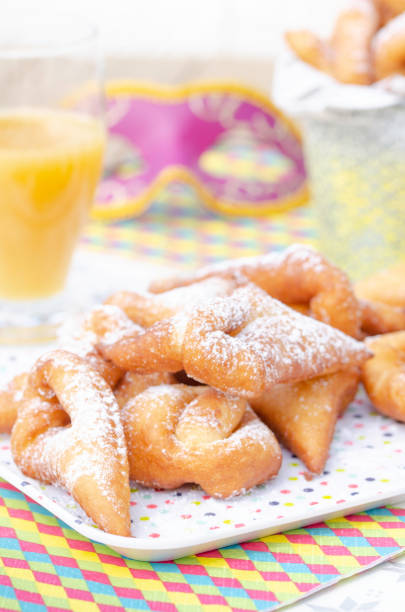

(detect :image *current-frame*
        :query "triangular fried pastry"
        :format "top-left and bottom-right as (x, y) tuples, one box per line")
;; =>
(250, 369), (360, 474)
(99, 284), (371, 398)
(122, 383), (282, 498)
(11, 350), (131, 536)
(149, 244), (362, 337)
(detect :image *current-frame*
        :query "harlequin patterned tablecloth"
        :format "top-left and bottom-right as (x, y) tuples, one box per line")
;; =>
(81, 182), (314, 267)
(1, 183), (405, 611)
(1, 479), (405, 611)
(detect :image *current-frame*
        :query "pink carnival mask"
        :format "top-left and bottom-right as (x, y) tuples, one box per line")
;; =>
(90, 82), (308, 219)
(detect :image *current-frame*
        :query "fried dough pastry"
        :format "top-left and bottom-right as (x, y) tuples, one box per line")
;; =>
(114, 371), (176, 408)
(285, 0), (405, 83)
(99, 284), (371, 398)
(356, 262), (405, 334)
(382, 0), (405, 10)
(360, 299), (405, 335)
(106, 276), (239, 328)
(0, 372), (28, 433)
(63, 304), (136, 388)
(122, 383), (282, 497)
(374, 12), (405, 78)
(361, 332), (405, 421)
(0, 306), (133, 434)
(374, 0), (405, 23)
(356, 261), (405, 306)
(250, 370), (360, 474)
(285, 30), (331, 72)
(330, 0), (379, 84)
(149, 245), (362, 338)
(11, 350), (131, 536)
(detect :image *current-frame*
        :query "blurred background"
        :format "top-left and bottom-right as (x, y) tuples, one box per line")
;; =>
(6, 0), (345, 87)
(2, 0), (402, 279)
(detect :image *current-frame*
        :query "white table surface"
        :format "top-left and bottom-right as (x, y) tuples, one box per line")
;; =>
(285, 548), (405, 611)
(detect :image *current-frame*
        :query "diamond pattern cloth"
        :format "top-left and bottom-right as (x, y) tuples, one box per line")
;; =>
(1, 481), (405, 611)
(82, 183), (314, 267)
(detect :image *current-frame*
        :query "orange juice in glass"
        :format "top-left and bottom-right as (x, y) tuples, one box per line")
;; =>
(0, 15), (104, 342)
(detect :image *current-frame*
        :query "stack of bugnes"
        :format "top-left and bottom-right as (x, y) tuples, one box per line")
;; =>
(0, 245), (404, 536)
(286, 0), (405, 84)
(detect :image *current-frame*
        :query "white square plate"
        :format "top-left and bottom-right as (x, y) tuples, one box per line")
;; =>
(1, 250), (404, 561)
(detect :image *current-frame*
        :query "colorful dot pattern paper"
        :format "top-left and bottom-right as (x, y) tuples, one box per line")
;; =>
(1, 391), (405, 549)
(0, 480), (405, 611)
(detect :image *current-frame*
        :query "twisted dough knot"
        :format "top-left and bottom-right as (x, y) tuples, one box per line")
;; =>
(148, 245), (362, 338)
(11, 350), (131, 536)
(122, 383), (282, 498)
(100, 284), (371, 398)
(362, 331), (405, 421)
(114, 371), (176, 409)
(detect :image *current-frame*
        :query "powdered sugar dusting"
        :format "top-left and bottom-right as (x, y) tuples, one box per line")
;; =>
(236, 289), (358, 379)
(159, 244), (321, 287)
(16, 352), (128, 518)
(156, 277), (236, 311)
(175, 390), (245, 446)
(122, 383), (280, 498)
(151, 244), (356, 321)
(181, 284), (368, 394)
(60, 304), (142, 358)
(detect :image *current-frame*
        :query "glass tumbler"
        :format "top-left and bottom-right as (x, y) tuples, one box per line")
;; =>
(0, 15), (105, 343)
(299, 102), (405, 281)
